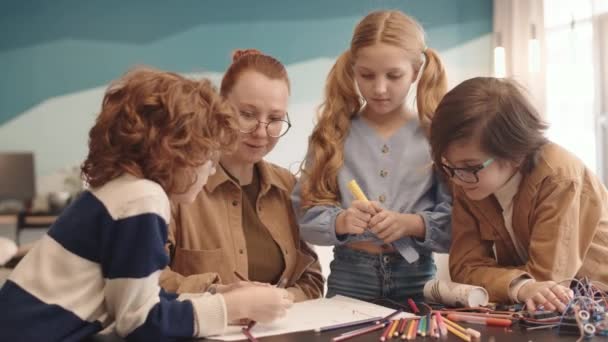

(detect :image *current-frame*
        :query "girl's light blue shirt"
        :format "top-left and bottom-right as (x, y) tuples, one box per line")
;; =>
(292, 115), (452, 263)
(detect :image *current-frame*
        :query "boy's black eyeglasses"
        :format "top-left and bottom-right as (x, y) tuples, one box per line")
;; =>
(440, 158), (494, 184)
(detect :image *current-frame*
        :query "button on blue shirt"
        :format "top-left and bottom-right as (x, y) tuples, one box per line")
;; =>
(292, 115), (452, 263)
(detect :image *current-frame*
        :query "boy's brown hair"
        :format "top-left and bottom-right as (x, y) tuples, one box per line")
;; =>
(430, 77), (548, 174)
(81, 66), (239, 193)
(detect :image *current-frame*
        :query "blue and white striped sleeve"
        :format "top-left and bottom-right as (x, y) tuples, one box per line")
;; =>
(414, 173), (452, 253)
(99, 196), (227, 340)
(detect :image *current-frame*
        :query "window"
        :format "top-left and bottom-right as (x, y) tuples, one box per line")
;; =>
(544, 0), (607, 181)
(545, 0), (596, 170)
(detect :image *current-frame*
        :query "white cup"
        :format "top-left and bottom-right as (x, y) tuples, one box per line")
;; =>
(423, 279), (489, 308)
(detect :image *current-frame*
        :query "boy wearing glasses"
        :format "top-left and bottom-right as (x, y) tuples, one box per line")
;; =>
(160, 49), (324, 303)
(430, 77), (608, 313)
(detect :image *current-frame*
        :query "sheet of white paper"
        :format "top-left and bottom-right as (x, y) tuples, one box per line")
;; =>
(206, 295), (414, 341)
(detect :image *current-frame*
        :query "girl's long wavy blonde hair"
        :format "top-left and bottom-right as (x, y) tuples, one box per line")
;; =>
(299, 10), (447, 208)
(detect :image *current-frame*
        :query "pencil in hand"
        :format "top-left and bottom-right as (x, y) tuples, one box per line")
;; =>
(234, 271), (248, 282)
(242, 274), (290, 331)
(241, 326), (259, 342)
(234, 271), (289, 289)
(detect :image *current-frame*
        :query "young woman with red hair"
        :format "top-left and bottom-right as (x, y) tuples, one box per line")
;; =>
(160, 50), (324, 302)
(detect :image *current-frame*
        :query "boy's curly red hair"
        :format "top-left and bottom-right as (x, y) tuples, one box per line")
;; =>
(81, 66), (239, 193)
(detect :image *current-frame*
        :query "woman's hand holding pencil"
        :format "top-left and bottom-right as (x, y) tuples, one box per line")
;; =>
(221, 273), (292, 330)
(223, 285), (292, 324)
(209, 281), (271, 295)
(230, 273), (292, 327)
(207, 271), (273, 296)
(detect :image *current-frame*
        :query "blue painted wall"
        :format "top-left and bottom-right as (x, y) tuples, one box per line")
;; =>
(0, 0), (492, 125)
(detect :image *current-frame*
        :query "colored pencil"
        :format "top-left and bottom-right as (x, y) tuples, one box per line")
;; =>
(407, 319), (419, 340)
(388, 319), (400, 338)
(332, 322), (387, 342)
(234, 271), (248, 281)
(444, 322), (471, 342)
(376, 308), (404, 324)
(430, 314), (439, 339)
(418, 315), (426, 336)
(437, 311), (513, 319)
(443, 317), (468, 333)
(466, 328), (481, 339)
(447, 313), (512, 327)
(435, 312), (448, 337)
(396, 318), (408, 336)
(241, 327), (259, 342)
(400, 320), (412, 340)
(380, 320), (397, 341)
(444, 317), (481, 341)
(315, 316), (383, 333)
(407, 298), (420, 313)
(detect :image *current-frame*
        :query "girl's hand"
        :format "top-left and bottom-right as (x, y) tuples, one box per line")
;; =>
(335, 200), (376, 235)
(369, 203), (424, 243)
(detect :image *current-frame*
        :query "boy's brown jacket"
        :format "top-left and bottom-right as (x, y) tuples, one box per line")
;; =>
(450, 143), (608, 302)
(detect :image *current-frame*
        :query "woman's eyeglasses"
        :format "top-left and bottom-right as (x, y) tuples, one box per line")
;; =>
(238, 111), (292, 138)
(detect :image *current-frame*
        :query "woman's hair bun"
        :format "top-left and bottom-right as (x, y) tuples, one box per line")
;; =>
(232, 48), (263, 63)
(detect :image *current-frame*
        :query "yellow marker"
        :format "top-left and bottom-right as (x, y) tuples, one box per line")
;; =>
(347, 179), (369, 201)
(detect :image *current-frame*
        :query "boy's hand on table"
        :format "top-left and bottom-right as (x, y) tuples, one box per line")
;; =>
(518, 280), (573, 313)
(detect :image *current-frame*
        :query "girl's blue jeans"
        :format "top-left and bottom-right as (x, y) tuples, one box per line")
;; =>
(326, 246), (436, 305)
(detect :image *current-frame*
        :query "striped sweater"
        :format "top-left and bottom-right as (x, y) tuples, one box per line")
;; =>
(0, 174), (227, 341)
